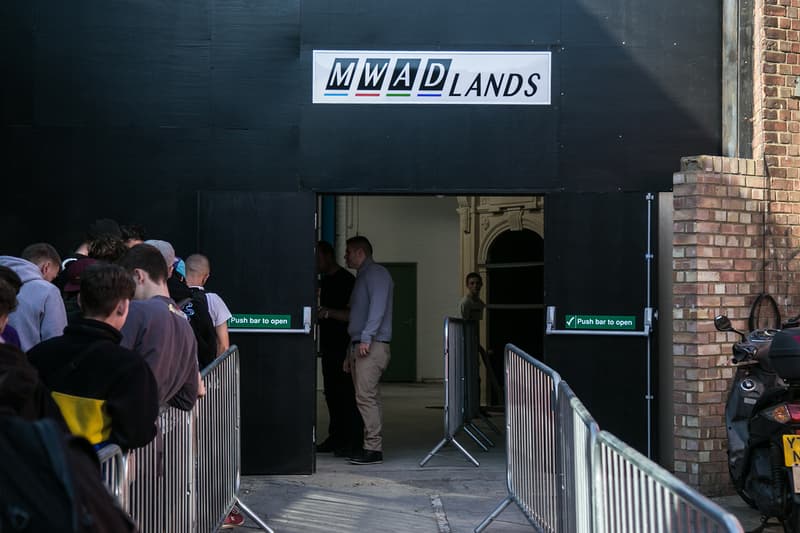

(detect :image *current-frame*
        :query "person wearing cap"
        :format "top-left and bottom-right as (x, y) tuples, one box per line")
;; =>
(55, 218), (123, 291)
(145, 241), (218, 368)
(62, 258), (98, 324)
(0, 243), (67, 351)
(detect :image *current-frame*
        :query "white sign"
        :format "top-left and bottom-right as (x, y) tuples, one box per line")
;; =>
(312, 50), (551, 105)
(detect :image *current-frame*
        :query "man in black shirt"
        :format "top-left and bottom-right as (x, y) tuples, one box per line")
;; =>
(28, 263), (159, 450)
(316, 241), (363, 456)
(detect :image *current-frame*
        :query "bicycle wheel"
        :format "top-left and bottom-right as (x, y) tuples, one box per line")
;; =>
(749, 293), (781, 331)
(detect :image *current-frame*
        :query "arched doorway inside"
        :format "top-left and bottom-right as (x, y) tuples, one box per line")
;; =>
(485, 228), (545, 405)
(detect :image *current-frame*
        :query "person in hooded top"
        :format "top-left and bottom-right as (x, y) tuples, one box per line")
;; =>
(0, 243), (67, 351)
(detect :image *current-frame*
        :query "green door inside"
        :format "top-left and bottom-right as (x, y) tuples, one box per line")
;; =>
(382, 263), (417, 382)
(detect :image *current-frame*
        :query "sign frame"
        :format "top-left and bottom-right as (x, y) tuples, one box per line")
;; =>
(313, 50), (552, 105)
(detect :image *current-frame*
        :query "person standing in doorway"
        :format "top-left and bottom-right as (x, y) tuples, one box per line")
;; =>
(344, 236), (393, 465)
(459, 272), (485, 321)
(316, 241), (363, 457)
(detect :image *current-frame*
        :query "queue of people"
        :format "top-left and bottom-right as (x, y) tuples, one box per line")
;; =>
(0, 219), (244, 530)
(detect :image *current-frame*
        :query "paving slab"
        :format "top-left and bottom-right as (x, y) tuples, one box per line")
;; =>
(234, 383), (533, 533)
(713, 495), (784, 533)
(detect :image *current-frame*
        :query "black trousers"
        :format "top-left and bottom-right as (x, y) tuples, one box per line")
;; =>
(321, 348), (364, 450)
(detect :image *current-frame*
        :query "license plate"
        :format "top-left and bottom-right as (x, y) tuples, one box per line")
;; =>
(783, 435), (800, 466)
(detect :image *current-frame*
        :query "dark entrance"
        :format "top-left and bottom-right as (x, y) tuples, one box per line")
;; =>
(486, 229), (545, 404)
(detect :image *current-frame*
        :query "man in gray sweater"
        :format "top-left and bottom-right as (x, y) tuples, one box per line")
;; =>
(0, 244), (67, 351)
(343, 236), (393, 465)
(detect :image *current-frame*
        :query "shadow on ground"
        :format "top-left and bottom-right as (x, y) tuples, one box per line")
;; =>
(237, 383), (531, 533)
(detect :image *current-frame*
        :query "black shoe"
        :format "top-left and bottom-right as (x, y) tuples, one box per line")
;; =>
(316, 439), (336, 453)
(349, 450), (383, 465)
(346, 448), (364, 460)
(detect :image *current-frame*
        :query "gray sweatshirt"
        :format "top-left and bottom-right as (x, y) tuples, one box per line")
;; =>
(0, 256), (67, 351)
(348, 257), (394, 344)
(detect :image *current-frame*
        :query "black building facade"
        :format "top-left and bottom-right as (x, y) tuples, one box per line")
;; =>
(2, 1), (721, 473)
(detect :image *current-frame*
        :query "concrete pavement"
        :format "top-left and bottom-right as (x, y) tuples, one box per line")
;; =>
(235, 383), (531, 533)
(232, 382), (774, 533)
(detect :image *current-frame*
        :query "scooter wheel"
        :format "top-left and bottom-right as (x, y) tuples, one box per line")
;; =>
(783, 505), (800, 533)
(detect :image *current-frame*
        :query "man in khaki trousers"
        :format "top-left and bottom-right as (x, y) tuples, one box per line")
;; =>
(342, 236), (393, 465)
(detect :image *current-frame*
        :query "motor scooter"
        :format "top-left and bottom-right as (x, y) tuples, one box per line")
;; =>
(716, 315), (800, 532)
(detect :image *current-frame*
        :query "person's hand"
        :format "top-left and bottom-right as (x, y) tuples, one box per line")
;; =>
(358, 342), (370, 357)
(343, 356), (351, 373)
(318, 307), (328, 319)
(197, 372), (207, 398)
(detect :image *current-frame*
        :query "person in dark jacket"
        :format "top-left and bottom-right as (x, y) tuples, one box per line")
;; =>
(28, 263), (159, 450)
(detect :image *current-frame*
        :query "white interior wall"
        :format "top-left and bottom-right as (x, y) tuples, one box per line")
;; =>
(336, 196), (461, 381)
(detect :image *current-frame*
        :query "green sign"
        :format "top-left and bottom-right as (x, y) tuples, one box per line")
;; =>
(564, 315), (636, 331)
(228, 314), (292, 330)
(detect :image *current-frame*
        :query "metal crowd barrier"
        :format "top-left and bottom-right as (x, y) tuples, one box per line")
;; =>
(420, 317), (497, 468)
(475, 344), (744, 533)
(97, 443), (126, 504)
(594, 432), (742, 533)
(558, 381), (599, 533)
(97, 346), (273, 533)
(475, 345), (561, 532)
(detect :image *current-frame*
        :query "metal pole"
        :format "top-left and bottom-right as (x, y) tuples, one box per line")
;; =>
(645, 193), (654, 459)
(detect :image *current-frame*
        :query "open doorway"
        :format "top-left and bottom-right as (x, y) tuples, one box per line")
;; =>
(315, 195), (546, 453)
(485, 229), (545, 405)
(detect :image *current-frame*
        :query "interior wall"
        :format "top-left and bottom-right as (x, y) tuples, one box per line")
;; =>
(337, 196), (461, 381)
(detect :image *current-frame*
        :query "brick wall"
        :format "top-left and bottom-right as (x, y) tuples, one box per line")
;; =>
(753, 0), (800, 175)
(672, 154), (800, 494)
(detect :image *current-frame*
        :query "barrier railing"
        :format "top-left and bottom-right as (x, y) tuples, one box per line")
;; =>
(97, 443), (126, 504)
(594, 432), (742, 533)
(558, 381), (599, 533)
(475, 344), (744, 533)
(475, 345), (561, 532)
(97, 346), (273, 533)
(420, 317), (497, 468)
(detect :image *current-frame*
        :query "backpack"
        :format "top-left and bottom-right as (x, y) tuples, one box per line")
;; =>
(177, 287), (218, 368)
(0, 417), (136, 532)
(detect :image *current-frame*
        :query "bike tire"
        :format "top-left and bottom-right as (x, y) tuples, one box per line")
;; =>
(750, 293), (781, 331)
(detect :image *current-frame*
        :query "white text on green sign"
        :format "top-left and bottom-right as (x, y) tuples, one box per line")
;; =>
(229, 314), (292, 329)
(564, 315), (636, 331)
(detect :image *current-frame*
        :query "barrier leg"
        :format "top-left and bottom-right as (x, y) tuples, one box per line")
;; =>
(478, 412), (502, 436)
(235, 497), (274, 533)
(474, 496), (513, 532)
(420, 437), (449, 467)
(451, 437), (481, 467)
(466, 422), (495, 448)
(463, 425), (490, 452)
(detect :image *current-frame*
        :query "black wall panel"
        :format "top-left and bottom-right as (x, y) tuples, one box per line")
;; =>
(198, 191), (317, 474)
(1, 0), (718, 465)
(544, 192), (657, 454)
(3, 1), (721, 227)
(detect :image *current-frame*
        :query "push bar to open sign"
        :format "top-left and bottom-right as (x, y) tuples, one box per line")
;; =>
(227, 307), (312, 334)
(546, 306), (652, 337)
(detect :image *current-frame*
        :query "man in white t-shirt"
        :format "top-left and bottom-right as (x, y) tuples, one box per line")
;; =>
(182, 252), (242, 528)
(184, 254), (232, 356)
